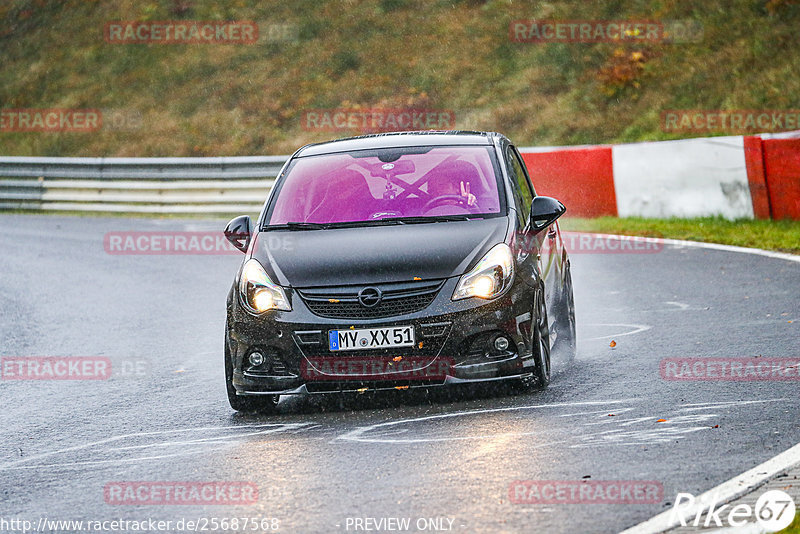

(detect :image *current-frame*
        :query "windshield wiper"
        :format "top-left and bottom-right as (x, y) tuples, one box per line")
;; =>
(323, 219), (408, 228)
(264, 222), (330, 231)
(264, 220), (404, 231)
(376, 214), (488, 224)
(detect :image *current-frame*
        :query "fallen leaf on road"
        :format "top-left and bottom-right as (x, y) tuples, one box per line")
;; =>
(609, 340), (617, 348)
(656, 419), (667, 423)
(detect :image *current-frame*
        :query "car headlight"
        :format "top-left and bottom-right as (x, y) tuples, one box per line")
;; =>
(452, 243), (514, 300)
(238, 259), (291, 313)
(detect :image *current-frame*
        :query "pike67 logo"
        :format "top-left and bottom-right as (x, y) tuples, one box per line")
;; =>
(672, 489), (795, 531)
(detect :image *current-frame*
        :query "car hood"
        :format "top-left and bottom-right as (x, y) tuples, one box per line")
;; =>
(252, 217), (510, 288)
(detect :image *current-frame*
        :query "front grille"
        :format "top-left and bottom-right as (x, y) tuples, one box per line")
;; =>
(298, 279), (444, 319)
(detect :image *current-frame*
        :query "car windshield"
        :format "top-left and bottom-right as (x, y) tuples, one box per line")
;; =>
(266, 145), (503, 226)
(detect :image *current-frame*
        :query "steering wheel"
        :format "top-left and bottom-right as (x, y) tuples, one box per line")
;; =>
(421, 194), (470, 212)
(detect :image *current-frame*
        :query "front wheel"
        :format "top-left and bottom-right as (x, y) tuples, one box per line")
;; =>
(225, 323), (279, 413)
(532, 288), (551, 388)
(555, 264), (577, 364)
(512, 288), (551, 393)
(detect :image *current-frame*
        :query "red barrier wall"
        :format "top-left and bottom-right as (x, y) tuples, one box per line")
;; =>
(520, 147), (616, 218)
(742, 136), (771, 219)
(762, 139), (800, 220)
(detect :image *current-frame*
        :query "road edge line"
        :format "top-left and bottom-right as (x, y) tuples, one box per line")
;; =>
(618, 441), (800, 534)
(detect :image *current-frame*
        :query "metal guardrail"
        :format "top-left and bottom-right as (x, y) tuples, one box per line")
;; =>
(0, 156), (289, 214)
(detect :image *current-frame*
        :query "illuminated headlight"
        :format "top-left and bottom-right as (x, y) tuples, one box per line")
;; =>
(452, 243), (514, 300)
(238, 259), (291, 313)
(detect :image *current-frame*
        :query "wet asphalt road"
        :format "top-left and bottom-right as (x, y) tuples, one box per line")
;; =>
(0, 214), (798, 534)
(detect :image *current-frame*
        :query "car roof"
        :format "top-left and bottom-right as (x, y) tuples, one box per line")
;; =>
(295, 130), (508, 157)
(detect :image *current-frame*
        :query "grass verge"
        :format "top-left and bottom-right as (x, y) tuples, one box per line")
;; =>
(780, 512), (800, 534)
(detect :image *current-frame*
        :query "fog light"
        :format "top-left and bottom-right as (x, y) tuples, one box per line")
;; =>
(249, 351), (265, 366)
(494, 336), (510, 352)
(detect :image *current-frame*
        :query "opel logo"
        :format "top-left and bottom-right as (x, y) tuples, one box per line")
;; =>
(358, 287), (382, 308)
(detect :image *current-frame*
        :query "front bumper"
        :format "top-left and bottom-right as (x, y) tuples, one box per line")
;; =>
(227, 276), (537, 396)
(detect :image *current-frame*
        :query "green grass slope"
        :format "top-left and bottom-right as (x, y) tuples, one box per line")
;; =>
(1, 0), (799, 156)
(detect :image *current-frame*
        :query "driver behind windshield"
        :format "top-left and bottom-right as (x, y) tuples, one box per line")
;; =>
(268, 148), (501, 226)
(426, 160), (478, 207)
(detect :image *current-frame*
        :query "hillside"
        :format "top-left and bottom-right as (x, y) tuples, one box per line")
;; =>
(1, 0), (799, 156)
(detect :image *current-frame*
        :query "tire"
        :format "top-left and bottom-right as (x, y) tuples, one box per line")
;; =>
(532, 287), (552, 388)
(512, 287), (551, 393)
(225, 323), (279, 413)
(555, 264), (577, 364)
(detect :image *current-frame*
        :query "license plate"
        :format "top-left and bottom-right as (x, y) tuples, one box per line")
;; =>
(329, 326), (414, 352)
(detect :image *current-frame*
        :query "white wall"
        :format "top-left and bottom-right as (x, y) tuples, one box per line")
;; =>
(611, 136), (754, 219)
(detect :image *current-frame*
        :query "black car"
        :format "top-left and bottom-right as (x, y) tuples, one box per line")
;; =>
(223, 130), (576, 412)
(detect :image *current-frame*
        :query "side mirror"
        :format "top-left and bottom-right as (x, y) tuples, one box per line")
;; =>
(224, 215), (253, 253)
(530, 196), (566, 231)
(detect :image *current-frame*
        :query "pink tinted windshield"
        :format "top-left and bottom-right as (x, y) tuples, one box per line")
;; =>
(268, 146), (502, 225)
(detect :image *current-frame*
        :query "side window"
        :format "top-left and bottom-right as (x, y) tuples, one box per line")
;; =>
(513, 148), (536, 197)
(506, 146), (534, 224)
